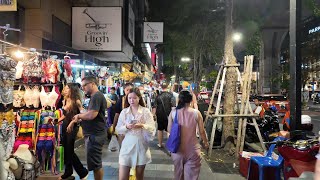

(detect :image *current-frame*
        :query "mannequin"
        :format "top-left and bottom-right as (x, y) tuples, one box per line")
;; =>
(12, 144), (33, 163)
(2, 161), (15, 180)
(1, 142), (15, 180)
(7, 144), (36, 179)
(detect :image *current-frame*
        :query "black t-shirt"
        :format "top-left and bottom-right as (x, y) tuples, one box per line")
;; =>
(115, 95), (125, 114)
(109, 93), (118, 111)
(155, 92), (175, 117)
(81, 91), (107, 136)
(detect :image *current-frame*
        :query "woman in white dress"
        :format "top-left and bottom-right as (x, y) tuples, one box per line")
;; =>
(116, 88), (155, 180)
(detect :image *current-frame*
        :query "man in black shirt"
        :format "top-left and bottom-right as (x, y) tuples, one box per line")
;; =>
(153, 83), (176, 148)
(67, 76), (107, 180)
(108, 87), (118, 125)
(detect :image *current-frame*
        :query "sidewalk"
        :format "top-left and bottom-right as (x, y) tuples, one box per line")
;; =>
(71, 139), (244, 180)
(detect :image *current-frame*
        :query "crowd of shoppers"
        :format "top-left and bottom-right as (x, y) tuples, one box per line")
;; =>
(56, 77), (208, 180)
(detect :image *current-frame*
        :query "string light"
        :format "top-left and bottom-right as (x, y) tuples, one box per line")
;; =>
(14, 50), (24, 58)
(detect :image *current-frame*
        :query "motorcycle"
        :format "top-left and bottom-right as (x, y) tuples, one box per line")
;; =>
(267, 131), (319, 180)
(313, 93), (320, 104)
(245, 106), (280, 143)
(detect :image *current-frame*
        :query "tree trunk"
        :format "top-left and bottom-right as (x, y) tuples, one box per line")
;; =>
(173, 55), (178, 83)
(193, 48), (197, 84)
(222, 0), (237, 154)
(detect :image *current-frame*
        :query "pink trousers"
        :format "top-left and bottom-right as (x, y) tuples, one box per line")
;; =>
(171, 150), (202, 180)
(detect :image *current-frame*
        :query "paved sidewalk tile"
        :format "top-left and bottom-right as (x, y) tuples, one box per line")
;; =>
(71, 139), (242, 180)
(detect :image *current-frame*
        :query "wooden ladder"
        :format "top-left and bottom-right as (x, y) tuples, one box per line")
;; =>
(204, 55), (266, 156)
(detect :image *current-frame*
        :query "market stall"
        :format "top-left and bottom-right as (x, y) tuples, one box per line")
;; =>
(0, 39), (112, 179)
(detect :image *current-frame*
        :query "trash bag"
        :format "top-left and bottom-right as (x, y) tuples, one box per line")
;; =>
(108, 135), (119, 152)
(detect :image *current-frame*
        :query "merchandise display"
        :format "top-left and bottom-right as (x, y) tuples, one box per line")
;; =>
(0, 55), (16, 106)
(0, 40), (114, 179)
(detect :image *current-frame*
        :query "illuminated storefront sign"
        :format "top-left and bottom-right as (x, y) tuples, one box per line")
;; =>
(308, 25), (320, 34)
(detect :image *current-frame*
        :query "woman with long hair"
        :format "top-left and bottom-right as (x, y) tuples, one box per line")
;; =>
(58, 83), (88, 180)
(167, 90), (209, 180)
(116, 88), (155, 180)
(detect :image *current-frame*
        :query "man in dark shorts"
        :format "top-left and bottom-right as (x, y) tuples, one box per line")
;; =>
(67, 76), (107, 180)
(153, 83), (176, 148)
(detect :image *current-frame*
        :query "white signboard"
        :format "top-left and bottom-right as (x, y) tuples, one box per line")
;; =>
(72, 7), (122, 51)
(143, 22), (164, 43)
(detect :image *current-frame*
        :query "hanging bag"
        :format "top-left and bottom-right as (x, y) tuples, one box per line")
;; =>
(166, 110), (180, 153)
(108, 135), (119, 152)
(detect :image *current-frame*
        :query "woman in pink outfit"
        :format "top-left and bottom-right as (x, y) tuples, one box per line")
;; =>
(167, 90), (209, 180)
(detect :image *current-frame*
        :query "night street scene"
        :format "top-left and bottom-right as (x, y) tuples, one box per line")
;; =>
(0, 0), (320, 180)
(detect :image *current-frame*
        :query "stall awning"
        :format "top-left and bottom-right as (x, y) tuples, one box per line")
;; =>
(42, 38), (106, 66)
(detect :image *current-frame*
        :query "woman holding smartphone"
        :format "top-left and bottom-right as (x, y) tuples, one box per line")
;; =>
(116, 88), (155, 180)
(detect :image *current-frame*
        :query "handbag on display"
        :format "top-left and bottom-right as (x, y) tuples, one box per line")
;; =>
(166, 110), (180, 153)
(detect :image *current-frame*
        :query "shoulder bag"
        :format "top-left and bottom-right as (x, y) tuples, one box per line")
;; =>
(159, 94), (170, 117)
(166, 110), (180, 153)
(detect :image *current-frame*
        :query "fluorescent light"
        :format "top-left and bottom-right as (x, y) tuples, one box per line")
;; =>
(181, 57), (191, 62)
(71, 64), (95, 69)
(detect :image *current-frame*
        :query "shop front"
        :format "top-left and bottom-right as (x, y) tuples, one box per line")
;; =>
(281, 16), (320, 84)
(300, 17), (320, 83)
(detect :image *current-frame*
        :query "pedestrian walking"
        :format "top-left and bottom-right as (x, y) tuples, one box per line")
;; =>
(168, 90), (209, 180)
(181, 82), (198, 110)
(113, 83), (134, 145)
(58, 83), (88, 180)
(116, 88), (155, 180)
(153, 83), (176, 148)
(171, 83), (179, 106)
(108, 87), (118, 124)
(67, 77), (107, 180)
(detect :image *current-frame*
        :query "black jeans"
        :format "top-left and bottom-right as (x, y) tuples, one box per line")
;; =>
(62, 124), (87, 178)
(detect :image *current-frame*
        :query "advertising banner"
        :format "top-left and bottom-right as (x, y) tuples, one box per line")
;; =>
(143, 22), (164, 43)
(72, 7), (122, 51)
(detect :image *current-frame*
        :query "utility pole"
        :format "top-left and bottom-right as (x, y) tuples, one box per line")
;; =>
(289, 0), (302, 130)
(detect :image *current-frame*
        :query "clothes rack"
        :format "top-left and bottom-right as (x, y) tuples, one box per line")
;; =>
(0, 24), (21, 54)
(0, 39), (79, 57)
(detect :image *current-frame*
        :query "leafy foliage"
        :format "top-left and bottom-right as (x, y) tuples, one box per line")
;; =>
(305, 0), (320, 17)
(148, 0), (225, 83)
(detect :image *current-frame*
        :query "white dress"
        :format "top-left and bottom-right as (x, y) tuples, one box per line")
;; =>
(116, 105), (155, 167)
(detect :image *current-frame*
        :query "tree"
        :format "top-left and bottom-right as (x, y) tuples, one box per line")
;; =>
(305, 0), (320, 17)
(221, 0), (238, 154)
(148, 0), (225, 86)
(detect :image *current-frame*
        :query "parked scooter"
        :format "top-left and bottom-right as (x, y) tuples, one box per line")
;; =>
(267, 131), (319, 180)
(313, 93), (320, 104)
(245, 106), (280, 143)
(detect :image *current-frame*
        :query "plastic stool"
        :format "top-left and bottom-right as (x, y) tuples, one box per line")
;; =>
(247, 137), (285, 180)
